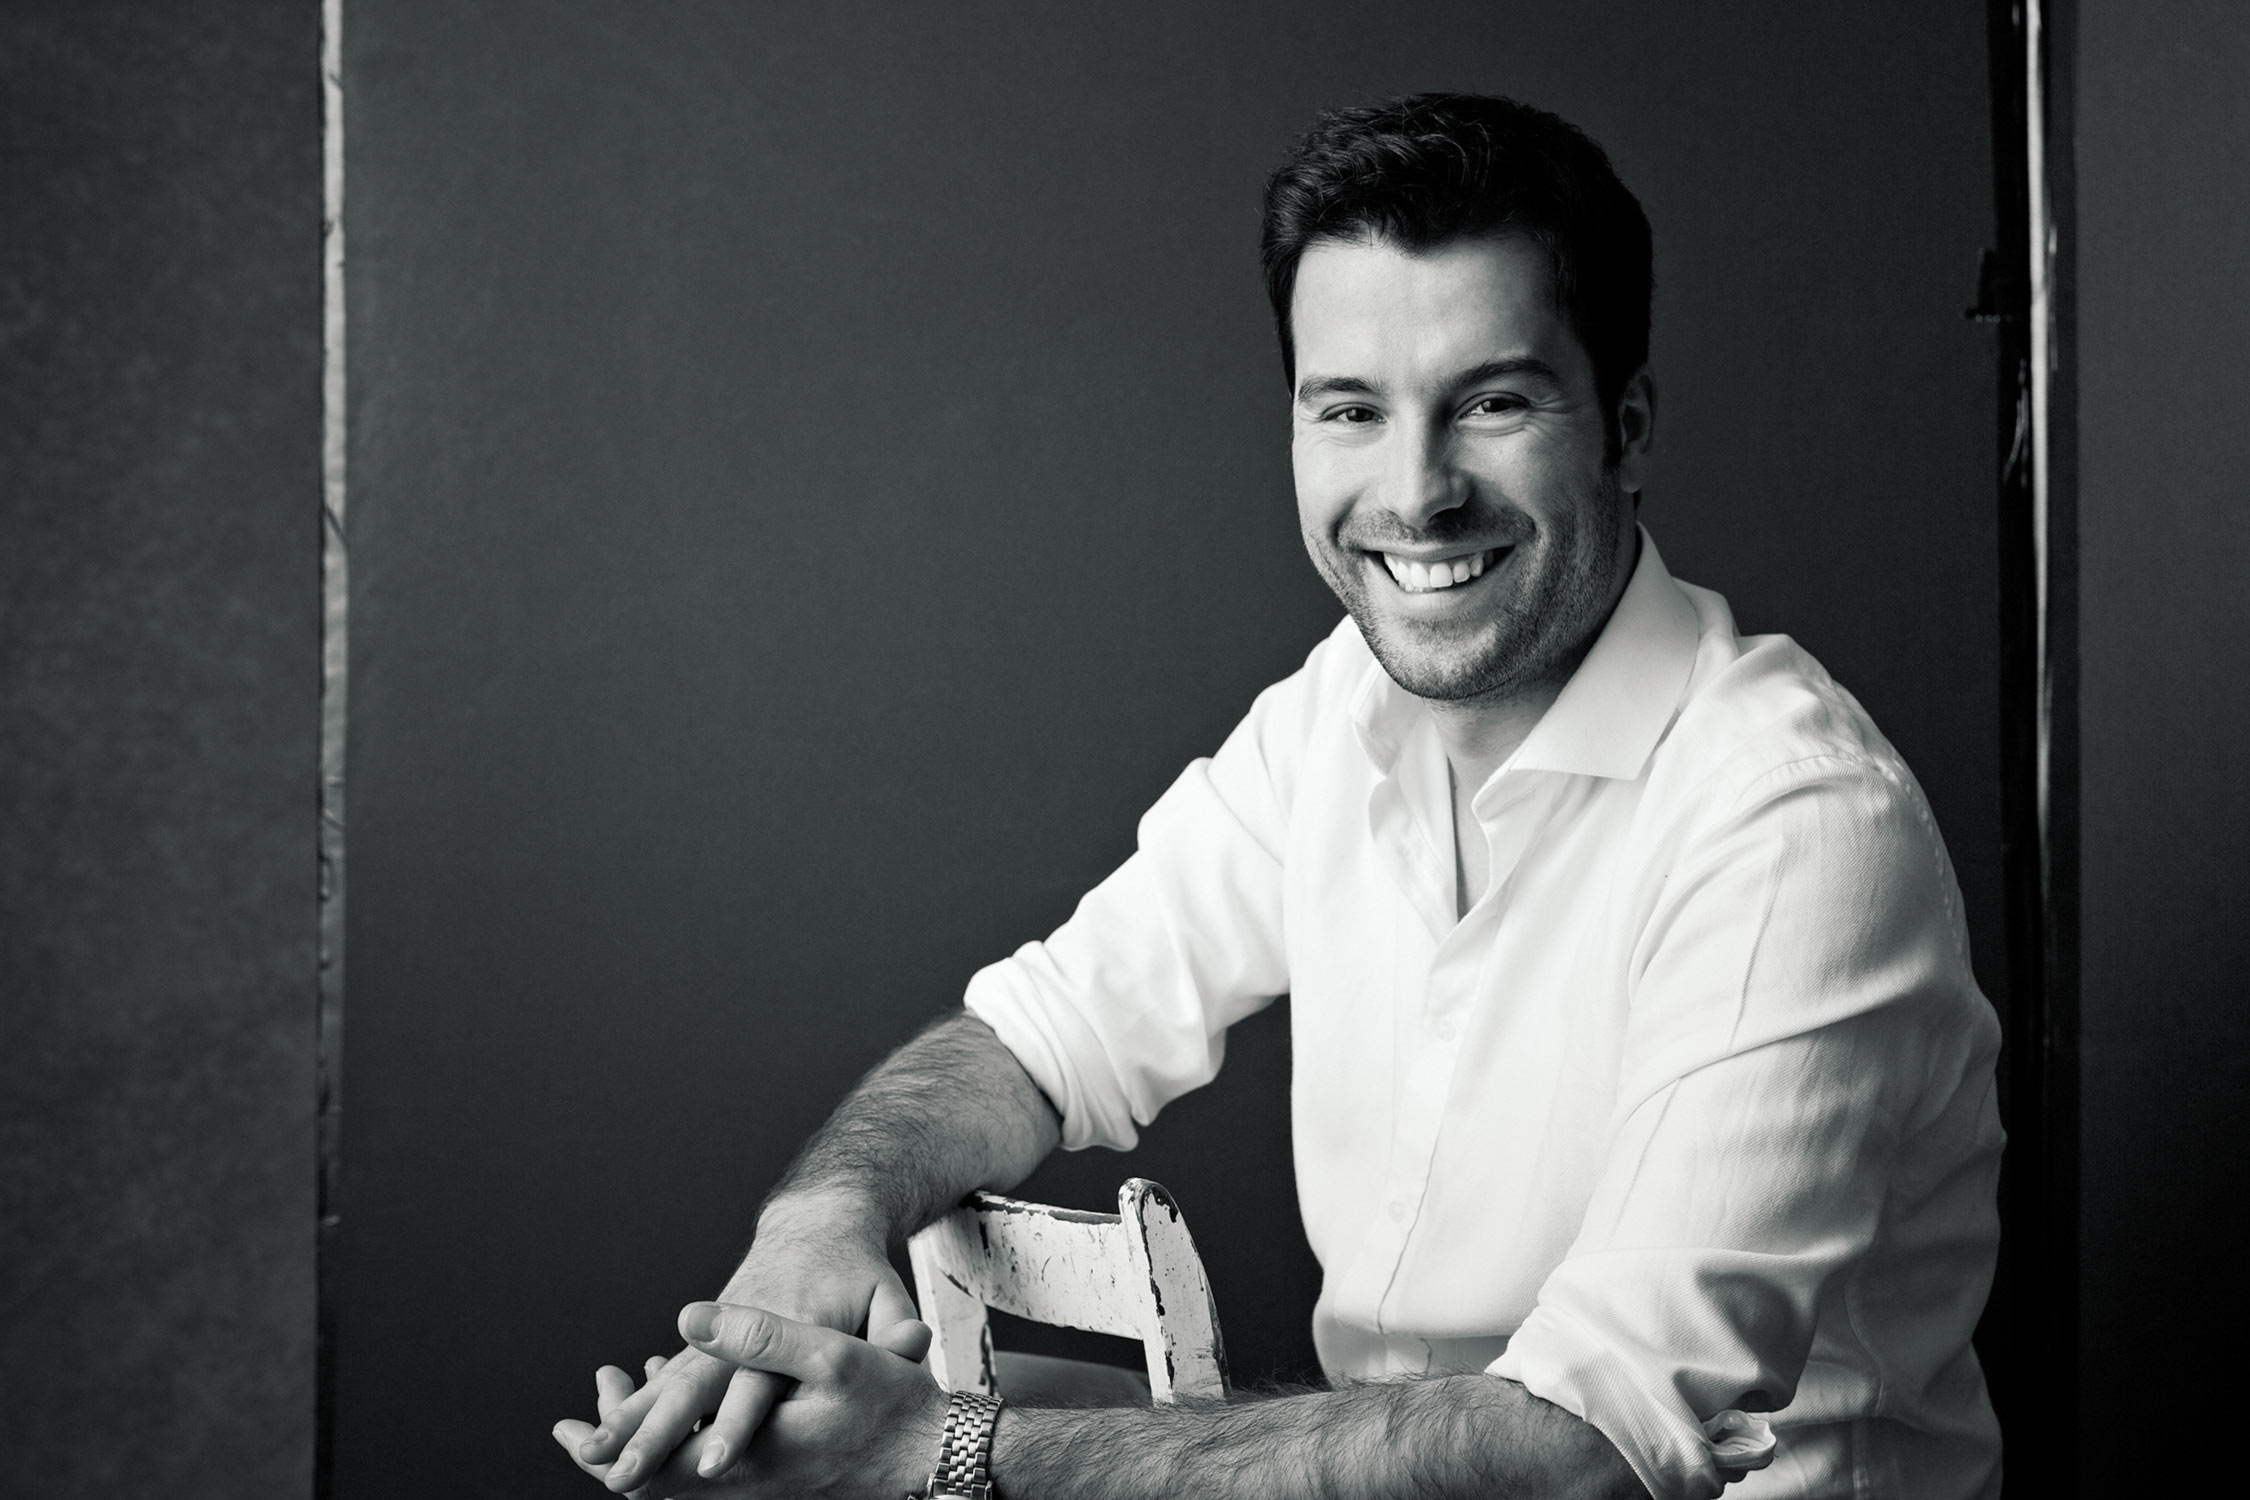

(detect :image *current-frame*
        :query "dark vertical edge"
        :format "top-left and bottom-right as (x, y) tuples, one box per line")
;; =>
(2033, 0), (2082, 1485)
(1983, 0), (2078, 1491)
(314, 0), (347, 1494)
(1979, 0), (2037, 1467)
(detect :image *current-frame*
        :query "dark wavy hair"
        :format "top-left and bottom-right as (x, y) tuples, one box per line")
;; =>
(1260, 92), (1653, 442)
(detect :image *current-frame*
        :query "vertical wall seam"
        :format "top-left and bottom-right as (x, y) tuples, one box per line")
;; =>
(1985, 0), (2077, 1487)
(2027, 0), (2055, 869)
(316, 0), (346, 1493)
(2028, 0), (2084, 1476)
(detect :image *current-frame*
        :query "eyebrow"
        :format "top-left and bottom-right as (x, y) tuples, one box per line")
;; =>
(1294, 356), (1565, 404)
(1294, 374), (1379, 401)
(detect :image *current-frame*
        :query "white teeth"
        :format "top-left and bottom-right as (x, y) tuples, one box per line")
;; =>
(1381, 549), (1497, 593)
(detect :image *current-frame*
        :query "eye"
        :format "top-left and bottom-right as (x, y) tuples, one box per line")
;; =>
(1326, 404), (1381, 425)
(1464, 393), (1528, 418)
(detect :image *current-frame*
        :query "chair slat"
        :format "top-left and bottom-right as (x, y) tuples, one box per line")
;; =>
(908, 1178), (1231, 1405)
(913, 1199), (1143, 1338)
(1120, 1180), (1228, 1401)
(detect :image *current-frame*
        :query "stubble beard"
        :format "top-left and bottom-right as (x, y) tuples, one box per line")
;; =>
(1314, 467), (1631, 707)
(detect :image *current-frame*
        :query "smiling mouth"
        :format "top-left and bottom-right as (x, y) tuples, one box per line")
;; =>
(1377, 547), (1506, 594)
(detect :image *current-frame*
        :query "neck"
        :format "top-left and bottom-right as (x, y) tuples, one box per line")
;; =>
(1431, 522), (1641, 796)
(1425, 675), (1563, 796)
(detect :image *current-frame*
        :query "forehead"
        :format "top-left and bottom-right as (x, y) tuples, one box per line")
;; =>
(1289, 234), (1584, 386)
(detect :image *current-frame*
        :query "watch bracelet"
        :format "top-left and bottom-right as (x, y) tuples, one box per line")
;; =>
(915, 1388), (1004, 1500)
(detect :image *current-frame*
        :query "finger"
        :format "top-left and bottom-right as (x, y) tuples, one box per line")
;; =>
(552, 1420), (614, 1481)
(558, 1417), (706, 1495)
(870, 1317), (933, 1364)
(604, 1374), (714, 1493)
(678, 1301), (850, 1385)
(595, 1365), (640, 1422)
(644, 1355), (668, 1382)
(578, 1363), (667, 1462)
(694, 1365), (784, 1479)
(867, 1264), (919, 1336)
(581, 1345), (729, 1466)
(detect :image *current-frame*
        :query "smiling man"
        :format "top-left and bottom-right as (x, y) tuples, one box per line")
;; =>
(558, 94), (2003, 1500)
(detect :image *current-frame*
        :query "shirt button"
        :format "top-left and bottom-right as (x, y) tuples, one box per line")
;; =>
(1434, 1020), (1458, 1041)
(1387, 1200), (1407, 1221)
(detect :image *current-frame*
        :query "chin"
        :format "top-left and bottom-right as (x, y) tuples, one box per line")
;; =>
(1356, 617), (1524, 703)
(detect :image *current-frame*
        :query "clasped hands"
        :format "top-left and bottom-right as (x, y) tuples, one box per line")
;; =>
(555, 1214), (948, 1499)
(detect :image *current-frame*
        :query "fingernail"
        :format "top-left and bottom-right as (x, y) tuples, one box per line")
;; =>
(698, 1440), (727, 1477)
(678, 1303), (719, 1342)
(609, 1454), (638, 1483)
(588, 1429), (610, 1446)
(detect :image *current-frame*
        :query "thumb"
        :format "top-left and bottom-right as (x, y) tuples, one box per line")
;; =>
(867, 1264), (920, 1337)
(679, 1301), (843, 1383)
(870, 1317), (934, 1364)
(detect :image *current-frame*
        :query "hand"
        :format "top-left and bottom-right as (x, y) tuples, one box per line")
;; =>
(553, 1356), (689, 1499)
(554, 1306), (944, 1500)
(574, 1200), (920, 1490)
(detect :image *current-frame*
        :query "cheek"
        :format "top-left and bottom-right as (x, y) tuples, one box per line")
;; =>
(1457, 438), (1540, 498)
(1291, 436), (1376, 539)
(1473, 444), (1596, 532)
(1290, 442), (1346, 538)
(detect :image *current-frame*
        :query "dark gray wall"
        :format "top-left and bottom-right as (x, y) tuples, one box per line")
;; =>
(2074, 1), (2250, 1491)
(336, 5), (2002, 1497)
(0, 4), (322, 1497)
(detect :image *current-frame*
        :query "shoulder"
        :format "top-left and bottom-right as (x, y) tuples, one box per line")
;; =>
(1656, 583), (1921, 818)
(1628, 591), (1991, 1070)
(1639, 584), (1969, 944)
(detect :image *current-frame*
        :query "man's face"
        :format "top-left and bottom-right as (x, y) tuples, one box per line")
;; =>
(1289, 234), (1650, 705)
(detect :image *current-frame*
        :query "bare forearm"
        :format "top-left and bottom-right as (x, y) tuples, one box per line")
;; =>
(990, 1375), (1647, 1500)
(756, 1010), (1060, 1249)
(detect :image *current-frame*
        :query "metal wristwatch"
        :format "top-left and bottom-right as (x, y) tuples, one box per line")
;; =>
(910, 1389), (1004, 1500)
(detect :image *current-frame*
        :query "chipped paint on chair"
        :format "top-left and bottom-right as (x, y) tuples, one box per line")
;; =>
(907, 1178), (1229, 1403)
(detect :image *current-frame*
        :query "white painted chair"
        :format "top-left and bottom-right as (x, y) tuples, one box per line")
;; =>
(907, 1178), (1230, 1403)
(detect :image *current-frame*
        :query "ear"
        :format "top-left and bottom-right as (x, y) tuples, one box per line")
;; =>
(1613, 368), (1657, 496)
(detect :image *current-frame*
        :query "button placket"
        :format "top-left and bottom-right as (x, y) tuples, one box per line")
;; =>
(1358, 958), (1477, 1331)
(1365, 778), (1563, 1336)
(1368, 776), (1452, 942)
(1347, 754), (1560, 1343)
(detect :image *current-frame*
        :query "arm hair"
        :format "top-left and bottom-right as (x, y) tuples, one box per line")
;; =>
(993, 1373), (1650, 1500)
(757, 1018), (1647, 1499)
(758, 1009), (1061, 1246)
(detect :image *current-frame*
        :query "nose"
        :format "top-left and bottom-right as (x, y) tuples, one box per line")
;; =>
(1381, 420), (1467, 530)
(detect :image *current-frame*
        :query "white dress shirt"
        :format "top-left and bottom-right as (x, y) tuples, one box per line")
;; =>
(964, 532), (2003, 1500)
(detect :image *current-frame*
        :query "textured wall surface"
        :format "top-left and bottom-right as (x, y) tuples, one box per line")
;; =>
(0, 4), (321, 1496)
(335, 5), (2001, 1497)
(2074, 0), (2250, 1489)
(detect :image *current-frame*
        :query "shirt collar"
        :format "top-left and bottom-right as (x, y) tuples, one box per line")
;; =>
(1348, 640), (1425, 778)
(1349, 525), (1701, 785)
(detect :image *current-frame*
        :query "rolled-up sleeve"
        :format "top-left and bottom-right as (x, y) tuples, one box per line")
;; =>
(1490, 754), (1999, 1498)
(963, 645), (1322, 1151)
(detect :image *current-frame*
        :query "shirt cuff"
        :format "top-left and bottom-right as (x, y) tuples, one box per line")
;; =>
(962, 955), (1141, 1153)
(1488, 1305), (1776, 1499)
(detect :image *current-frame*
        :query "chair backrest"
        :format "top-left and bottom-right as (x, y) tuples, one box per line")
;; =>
(907, 1177), (1229, 1403)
